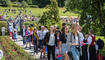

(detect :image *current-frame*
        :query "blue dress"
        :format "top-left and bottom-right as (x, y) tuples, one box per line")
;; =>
(13, 32), (17, 39)
(26, 31), (31, 42)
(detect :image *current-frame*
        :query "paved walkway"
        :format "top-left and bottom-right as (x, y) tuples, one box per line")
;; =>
(10, 35), (63, 60)
(10, 35), (42, 60)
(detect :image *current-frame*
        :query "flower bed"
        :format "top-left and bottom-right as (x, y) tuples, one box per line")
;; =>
(0, 36), (37, 60)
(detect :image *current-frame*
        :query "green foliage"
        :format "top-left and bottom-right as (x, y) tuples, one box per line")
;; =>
(32, 0), (50, 8)
(24, 0), (32, 5)
(6, 0), (12, 7)
(0, 57), (5, 60)
(0, 36), (36, 60)
(24, 21), (41, 29)
(57, 0), (65, 7)
(0, 0), (65, 8)
(0, 0), (12, 7)
(39, 0), (60, 27)
(65, 0), (105, 36)
(20, 1), (29, 9)
(0, 21), (8, 36)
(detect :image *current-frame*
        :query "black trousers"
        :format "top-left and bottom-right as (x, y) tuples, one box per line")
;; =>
(89, 45), (98, 60)
(34, 43), (38, 54)
(47, 45), (55, 60)
(80, 46), (88, 60)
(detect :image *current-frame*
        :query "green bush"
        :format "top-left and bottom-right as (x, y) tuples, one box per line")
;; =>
(0, 36), (37, 60)
(0, 21), (8, 36)
(20, 1), (29, 9)
(24, 21), (41, 29)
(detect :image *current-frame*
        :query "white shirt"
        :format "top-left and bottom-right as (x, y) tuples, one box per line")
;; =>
(38, 30), (46, 40)
(67, 32), (84, 46)
(23, 28), (25, 36)
(78, 32), (84, 46)
(48, 33), (55, 46)
(9, 26), (13, 32)
(87, 36), (92, 45)
(75, 35), (79, 44)
(79, 32), (84, 42)
(44, 29), (49, 33)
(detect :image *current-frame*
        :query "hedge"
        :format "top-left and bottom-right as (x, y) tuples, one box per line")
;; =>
(0, 36), (37, 60)
(0, 21), (8, 36)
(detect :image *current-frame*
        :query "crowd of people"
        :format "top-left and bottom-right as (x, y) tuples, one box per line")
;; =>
(8, 20), (104, 60)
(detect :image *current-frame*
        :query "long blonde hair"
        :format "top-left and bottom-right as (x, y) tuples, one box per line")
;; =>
(71, 22), (78, 34)
(50, 26), (55, 33)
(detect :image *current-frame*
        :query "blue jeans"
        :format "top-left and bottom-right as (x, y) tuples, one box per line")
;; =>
(70, 46), (80, 60)
(23, 36), (26, 44)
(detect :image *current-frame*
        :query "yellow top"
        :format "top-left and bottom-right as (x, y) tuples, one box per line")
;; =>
(30, 27), (34, 32)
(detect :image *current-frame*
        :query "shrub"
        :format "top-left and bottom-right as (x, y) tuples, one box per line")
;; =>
(0, 36), (37, 60)
(20, 1), (29, 9)
(24, 21), (41, 29)
(39, 0), (60, 26)
(0, 21), (8, 36)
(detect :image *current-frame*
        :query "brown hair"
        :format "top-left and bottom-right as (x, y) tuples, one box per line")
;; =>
(71, 22), (78, 34)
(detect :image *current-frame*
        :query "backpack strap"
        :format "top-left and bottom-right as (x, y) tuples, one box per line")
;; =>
(77, 33), (80, 46)
(70, 32), (72, 43)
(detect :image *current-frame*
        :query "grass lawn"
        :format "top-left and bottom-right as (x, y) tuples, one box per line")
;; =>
(0, 7), (79, 19)
(96, 36), (105, 56)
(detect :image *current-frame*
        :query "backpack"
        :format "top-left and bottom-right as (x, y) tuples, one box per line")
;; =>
(96, 38), (104, 49)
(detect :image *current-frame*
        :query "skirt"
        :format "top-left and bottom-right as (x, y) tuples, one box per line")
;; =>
(26, 36), (31, 42)
(61, 44), (69, 54)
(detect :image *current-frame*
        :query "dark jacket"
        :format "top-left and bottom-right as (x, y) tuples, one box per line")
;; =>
(60, 33), (67, 43)
(43, 32), (57, 46)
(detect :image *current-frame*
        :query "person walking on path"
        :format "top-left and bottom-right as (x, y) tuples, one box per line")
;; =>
(25, 26), (31, 49)
(87, 29), (97, 60)
(32, 27), (39, 55)
(59, 27), (69, 60)
(22, 25), (26, 45)
(38, 26), (47, 58)
(67, 22), (82, 60)
(8, 25), (13, 37)
(12, 29), (17, 41)
(43, 26), (57, 60)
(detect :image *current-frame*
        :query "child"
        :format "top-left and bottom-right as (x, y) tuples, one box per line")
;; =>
(13, 29), (17, 41)
(25, 27), (31, 49)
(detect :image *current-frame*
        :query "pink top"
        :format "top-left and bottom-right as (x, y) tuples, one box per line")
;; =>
(25, 30), (31, 36)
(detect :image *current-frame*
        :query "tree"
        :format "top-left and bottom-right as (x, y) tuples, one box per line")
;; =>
(20, 1), (29, 9)
(65, 0), (105, 36)
(24, 0), (32, 5)
(57, 0), (65, 7)
(6, 0), (12, 7)
(39, 0), (60, 27)
(35, 0), (50, 8)
(0, 0), (12, 7)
